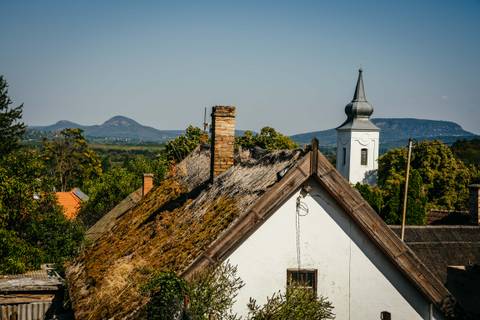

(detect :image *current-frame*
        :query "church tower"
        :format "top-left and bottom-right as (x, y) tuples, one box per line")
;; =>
(336, 69), (380, 185)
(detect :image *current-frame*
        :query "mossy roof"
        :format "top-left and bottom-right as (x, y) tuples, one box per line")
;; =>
(66, 147), (304, 319)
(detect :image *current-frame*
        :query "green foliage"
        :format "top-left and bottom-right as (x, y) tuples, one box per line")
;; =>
(187, 263), (244, 320)
(165, 126), (204, 162)
(78, 154), (167, 227)
(357, 140), (474, 225)
(78, 167), (138, 228)
(0, 75), (26, 157)
(143, 263), (243, 320)
(247, 287), (335, 320)
(143, 264), (334, 320)
(42, 128), (102, 191)
(354, 183), (383, 215)
(0, 149), (84, 274)
(142, 272), (188, 320)
(379, 140), (472, 211)
(0, 77), (84, 274)
(0, 229), (42, 274)
(451, 139), (480, 167)
(236, 127), (298, 151)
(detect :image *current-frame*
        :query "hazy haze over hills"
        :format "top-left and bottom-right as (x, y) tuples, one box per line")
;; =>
(30, 116), (477, 149)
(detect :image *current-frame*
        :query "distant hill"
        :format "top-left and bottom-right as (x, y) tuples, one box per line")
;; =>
(30, 116), (183, 143)
(291, 118), (477, 152)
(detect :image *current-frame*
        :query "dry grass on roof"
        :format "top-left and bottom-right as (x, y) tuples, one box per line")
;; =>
(66, 147), (304, 319)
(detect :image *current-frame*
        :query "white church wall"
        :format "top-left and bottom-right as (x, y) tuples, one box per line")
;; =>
(336, 130), (379, 185)
(227, 181), (442, 319)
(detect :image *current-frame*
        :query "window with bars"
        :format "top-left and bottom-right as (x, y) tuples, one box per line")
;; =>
(361, 148), (368, 165)
(287, 269), (317, 294)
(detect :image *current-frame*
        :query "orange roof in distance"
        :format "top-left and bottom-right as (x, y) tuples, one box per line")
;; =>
(56, 188), (88, 219)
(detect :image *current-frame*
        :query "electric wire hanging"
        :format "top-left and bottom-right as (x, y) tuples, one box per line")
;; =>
(295, 193), (309, 270)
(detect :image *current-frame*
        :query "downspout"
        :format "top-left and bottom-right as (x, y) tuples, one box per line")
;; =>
(429, 303), (433, 320)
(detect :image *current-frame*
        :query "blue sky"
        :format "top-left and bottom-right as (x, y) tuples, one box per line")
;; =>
(1, 0), (479, 134)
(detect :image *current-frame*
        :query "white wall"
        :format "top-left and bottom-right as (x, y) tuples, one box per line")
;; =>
(336, 130), (379, 185)
(227, 181), (442, 319)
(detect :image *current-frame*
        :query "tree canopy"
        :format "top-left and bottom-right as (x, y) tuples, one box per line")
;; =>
(0, 75), (84, 274)
(356, 140), (475, 225)
(42, 128), (102, 191)
(236, 127), (298, 151)
(0, 75), (26, 156)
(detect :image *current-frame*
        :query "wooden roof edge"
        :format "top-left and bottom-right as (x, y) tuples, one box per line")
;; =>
(312, 150), (451, 307)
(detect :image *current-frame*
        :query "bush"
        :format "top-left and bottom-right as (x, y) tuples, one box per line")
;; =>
(247, 286), (335, 320)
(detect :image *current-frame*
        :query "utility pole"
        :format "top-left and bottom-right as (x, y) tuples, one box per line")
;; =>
(203, 107), (208, 133)
(401, 138), (413, 241)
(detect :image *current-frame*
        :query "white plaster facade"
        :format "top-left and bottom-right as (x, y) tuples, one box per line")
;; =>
(336, 129), (380, 185)
(227, 181), (442, 319)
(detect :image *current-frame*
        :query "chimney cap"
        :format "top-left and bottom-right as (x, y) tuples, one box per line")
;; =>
(143, 173), (154, 177)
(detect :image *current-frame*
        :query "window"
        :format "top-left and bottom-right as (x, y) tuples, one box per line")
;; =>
(361, 148), (368, 165)
(287, 269), (317, 294)
(380, 311), (391, 320)
(342, 148), (347, 166)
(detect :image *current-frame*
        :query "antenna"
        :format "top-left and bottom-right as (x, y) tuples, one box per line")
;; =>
(203, 107), (209, 132)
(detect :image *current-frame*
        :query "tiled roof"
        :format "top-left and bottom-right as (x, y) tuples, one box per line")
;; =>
(56, 189), (85, 219)
(389, 226), (480, 283)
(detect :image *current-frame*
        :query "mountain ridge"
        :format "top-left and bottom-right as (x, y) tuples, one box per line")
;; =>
(291, 118), (477, 148)
(30, 116), (477, 147)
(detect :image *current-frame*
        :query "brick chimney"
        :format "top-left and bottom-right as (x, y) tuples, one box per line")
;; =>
(143, 173), (154, 196)
(469, 184), (480, 225)
(210, 106), (236, 181)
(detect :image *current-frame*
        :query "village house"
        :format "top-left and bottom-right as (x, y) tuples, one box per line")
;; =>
(0, 264), (67, 319)
(66, 72), (479, 319)
(55, 188), (89, 220)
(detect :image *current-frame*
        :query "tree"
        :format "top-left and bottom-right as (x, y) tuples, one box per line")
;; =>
(77, 167), (138, 228)
(451, 139), (480, 167)
(0, 149), (84, 274)
(165, 126), (204, 162)
(357, 140), (473, 225)
(42, 128), (102, 191)
(236, 127), (298, 151)
(142, 263), (243, 320)
(0, 75), (26, 157)
(247, 287), (334, 320)
(379, 140), (472, 211)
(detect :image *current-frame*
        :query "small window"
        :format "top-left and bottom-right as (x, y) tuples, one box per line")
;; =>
(287, 269), (317, 294)
(380, 311), (391, 320)
(342, 148), (347, 166)
(361, 148), (368, 165)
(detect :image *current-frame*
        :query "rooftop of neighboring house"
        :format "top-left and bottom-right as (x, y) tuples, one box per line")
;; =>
(0, 264), (63, 294)
(55, 187), (88, 220)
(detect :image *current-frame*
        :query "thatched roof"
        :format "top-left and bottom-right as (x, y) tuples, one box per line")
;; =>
(67, 145), (452, 319)
(85, 188), (143, 242)
(66, 147), (303, 319)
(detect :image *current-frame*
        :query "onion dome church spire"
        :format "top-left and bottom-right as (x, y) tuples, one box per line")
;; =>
(337, 69), (378, 131)
(336, 69), (380, 185)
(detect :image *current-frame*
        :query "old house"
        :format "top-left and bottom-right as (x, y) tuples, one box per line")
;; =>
(55, 188), (89, 220)
(66, 106), (467, 319)
(0, 265), (66, 320)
